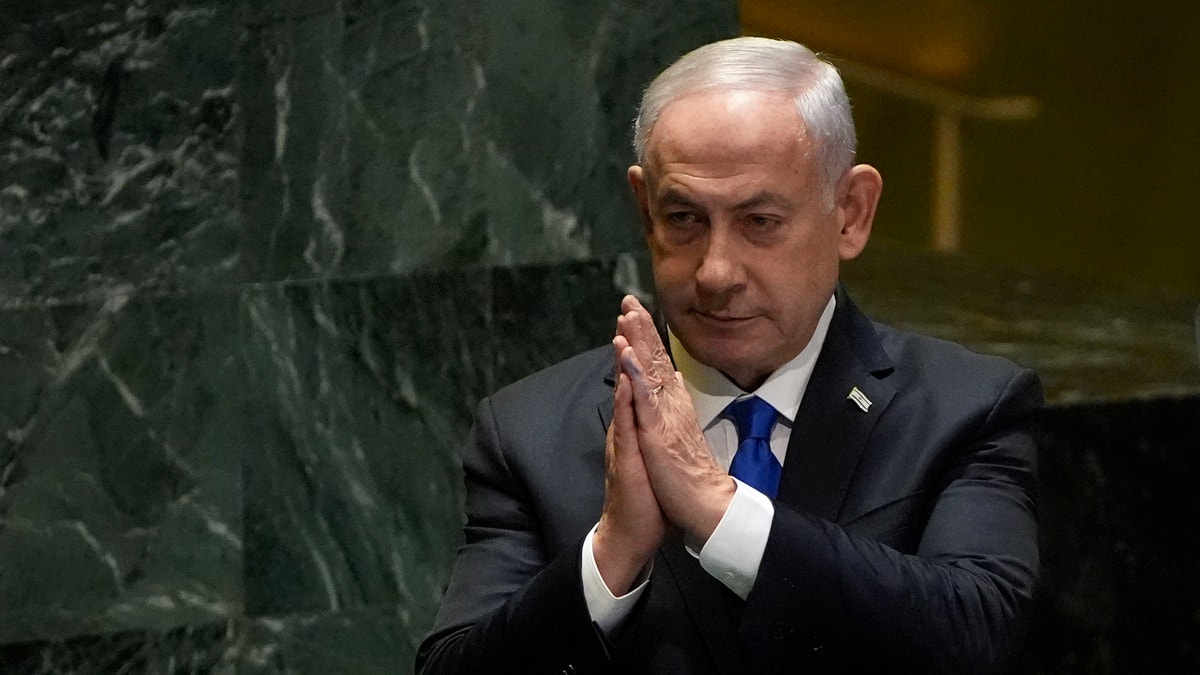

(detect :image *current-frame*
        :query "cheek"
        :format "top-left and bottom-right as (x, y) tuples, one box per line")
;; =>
(753, 254), (837, 318)
(650, 247), (693, 285)
(650, 257), (691, 311)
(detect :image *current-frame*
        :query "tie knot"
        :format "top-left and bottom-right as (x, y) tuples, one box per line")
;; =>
(726, 396), (777, 442)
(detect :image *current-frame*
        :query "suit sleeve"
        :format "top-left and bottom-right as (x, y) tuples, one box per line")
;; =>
(415, 397), (611, 674)
(740, 367), (1042, 674)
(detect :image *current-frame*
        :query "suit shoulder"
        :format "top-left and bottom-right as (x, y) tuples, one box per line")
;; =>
(861, 321), (1044, 457)
(870, 321), (1041, 400)
(488, 346), (612, 413)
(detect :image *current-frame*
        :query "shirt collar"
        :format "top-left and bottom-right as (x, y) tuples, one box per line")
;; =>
(670, 294), (837, 429)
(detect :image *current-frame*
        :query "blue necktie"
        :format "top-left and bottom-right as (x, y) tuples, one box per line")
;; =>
(726, 396), (781, 498)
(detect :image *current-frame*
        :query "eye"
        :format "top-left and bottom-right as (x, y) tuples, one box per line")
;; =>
(656, 209), (705, 244)
(746, 214), (782, 230)
(664, 211), (701, 228)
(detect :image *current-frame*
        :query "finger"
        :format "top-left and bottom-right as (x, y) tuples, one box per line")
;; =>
(606, 371), (629, 460)
(618, 298), (674, 385)
(620, 294), (642, 315)
(619, 345), (662, 413)
(614, 371), (634, 430)
(615, 314), (631, 352)
(611, 336), (627, 380)
(639, 323), (672, 382)
(618, 296), (651, 343)
(617, 296), (646, 344)
(610, 373), (641, 475)
(616, 318), (663, 387)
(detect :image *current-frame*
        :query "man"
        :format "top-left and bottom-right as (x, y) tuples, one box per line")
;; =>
(417, 37), (1040, 674)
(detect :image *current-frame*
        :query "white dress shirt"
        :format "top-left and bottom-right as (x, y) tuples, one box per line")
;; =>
(581, 294), (837, 634)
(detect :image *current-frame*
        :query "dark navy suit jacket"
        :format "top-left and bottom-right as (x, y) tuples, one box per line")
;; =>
(417, 288), (1042, 674)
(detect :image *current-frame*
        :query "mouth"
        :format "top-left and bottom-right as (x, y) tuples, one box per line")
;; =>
(691, 310), (756, 325)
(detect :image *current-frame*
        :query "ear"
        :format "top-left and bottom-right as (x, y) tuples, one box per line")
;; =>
(835, 164), (882, 261)
(627, 164), (653, 233)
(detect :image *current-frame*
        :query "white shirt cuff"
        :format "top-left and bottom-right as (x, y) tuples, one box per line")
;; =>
(580, 525), (651, 635)
(697, 478), (774, 599)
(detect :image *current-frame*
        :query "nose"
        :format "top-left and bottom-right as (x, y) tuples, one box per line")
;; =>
(694, 227), (745, 298)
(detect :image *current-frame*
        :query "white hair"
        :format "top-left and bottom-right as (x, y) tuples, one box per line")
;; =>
(632, 37), (856, 205)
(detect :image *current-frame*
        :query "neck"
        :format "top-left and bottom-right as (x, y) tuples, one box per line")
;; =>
(723, 368), (771, 393)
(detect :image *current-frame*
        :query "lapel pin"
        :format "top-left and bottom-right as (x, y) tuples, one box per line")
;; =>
(847, 386), (872, 413)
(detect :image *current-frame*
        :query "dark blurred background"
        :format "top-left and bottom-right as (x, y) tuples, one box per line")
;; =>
(745, 0), (1200, 296)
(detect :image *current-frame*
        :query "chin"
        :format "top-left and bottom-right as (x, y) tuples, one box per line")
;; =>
(687, 336), (763, 378)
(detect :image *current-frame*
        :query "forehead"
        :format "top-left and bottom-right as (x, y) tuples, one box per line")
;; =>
(644, 89), (818, 198)
(654, 90), (804, 154)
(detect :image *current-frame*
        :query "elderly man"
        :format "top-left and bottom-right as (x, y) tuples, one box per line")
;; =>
(417, 37), (1040, 674)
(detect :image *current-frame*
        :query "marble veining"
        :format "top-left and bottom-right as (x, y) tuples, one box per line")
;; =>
(0, 292), (244, 644)
(3, 0), (734, 308)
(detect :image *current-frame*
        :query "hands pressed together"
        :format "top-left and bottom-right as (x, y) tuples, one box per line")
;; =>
(592, 295), (737, 595)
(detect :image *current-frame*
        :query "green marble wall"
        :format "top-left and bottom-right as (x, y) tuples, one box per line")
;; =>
(0, 1), (738, 671)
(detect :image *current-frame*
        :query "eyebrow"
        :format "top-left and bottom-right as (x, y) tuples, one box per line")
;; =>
(657, 188), (702, 209)
(656, 189), (796, 212)
(732, 191), (795, 212)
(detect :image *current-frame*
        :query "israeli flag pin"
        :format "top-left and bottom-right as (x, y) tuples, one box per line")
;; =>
(847, 386), (872, 413)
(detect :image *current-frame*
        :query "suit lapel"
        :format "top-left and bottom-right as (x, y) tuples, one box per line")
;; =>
(777, 288), (896, 522)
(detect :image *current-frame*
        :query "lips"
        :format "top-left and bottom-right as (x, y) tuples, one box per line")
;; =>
(691, 310), (756, 324)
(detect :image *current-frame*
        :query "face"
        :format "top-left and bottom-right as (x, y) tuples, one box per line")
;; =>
(628, 89), (880, 390)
